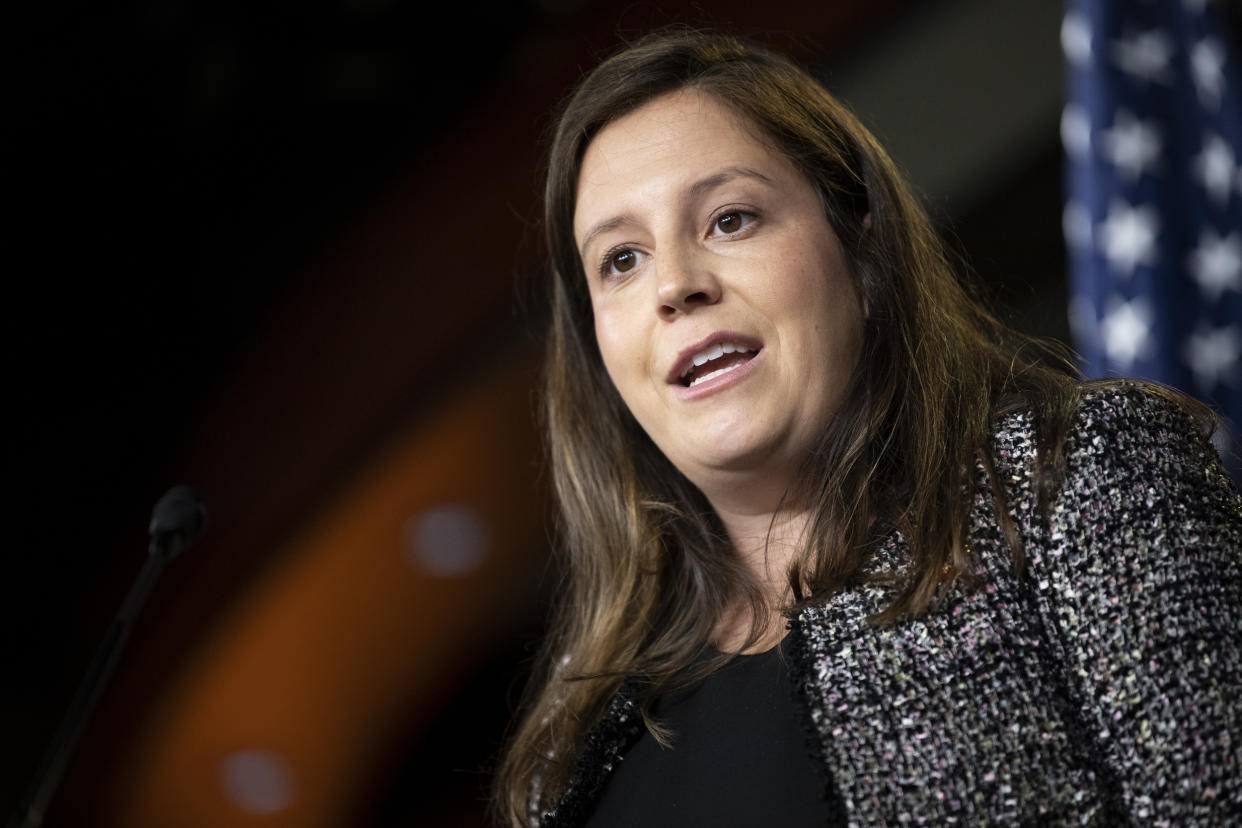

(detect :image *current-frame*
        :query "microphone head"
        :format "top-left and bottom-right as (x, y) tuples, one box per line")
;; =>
(148, 485), (208, 556)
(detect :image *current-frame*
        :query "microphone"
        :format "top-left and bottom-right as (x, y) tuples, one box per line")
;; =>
(8, 486), (207, 828)
(148, 484), (207, 561)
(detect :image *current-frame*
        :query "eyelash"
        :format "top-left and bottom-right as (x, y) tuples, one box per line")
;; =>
(595, 207), (760, 279)
(708, 208), (758, 237)
(598, 246), (642, 278)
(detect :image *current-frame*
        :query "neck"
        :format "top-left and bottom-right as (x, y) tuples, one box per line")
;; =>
(707, 495), (813, 653)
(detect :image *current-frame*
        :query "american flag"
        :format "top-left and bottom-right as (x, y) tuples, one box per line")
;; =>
(1063, 0), (1242, 482)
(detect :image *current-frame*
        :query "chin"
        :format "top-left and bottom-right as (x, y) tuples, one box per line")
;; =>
(681, 436), (795, 483)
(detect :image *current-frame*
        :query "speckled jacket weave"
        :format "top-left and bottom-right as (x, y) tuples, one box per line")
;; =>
(538, 387), (1242, 826)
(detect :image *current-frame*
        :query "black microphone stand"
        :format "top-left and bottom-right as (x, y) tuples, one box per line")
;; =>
(8, 486), (206, 828)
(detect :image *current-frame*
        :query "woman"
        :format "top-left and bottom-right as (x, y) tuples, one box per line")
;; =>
(496, 30), (1242, 826)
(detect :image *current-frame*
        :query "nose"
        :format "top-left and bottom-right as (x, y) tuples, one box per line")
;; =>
(656, 246), (721, 318)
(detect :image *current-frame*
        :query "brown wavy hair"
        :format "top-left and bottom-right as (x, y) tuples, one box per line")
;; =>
(496, 28), (1100, 825)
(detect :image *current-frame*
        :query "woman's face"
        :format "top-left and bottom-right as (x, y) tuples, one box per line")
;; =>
(573, 89), (864, 506)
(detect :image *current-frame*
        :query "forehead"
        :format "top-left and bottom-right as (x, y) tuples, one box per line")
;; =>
(573, 90), (795, 239)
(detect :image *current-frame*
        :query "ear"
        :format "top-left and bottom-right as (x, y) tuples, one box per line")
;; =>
(862, 212), (872, 230)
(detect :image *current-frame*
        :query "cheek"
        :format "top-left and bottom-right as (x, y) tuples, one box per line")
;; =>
(825, 290), (865, 384)
(592, 308), (619, 365)
(592, 307), (639, 394)
(795, 252), (863, 378)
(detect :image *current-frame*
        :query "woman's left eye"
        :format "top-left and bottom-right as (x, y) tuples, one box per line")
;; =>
(711, 210), (755, 236)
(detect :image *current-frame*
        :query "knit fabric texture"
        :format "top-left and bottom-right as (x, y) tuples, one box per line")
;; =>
(537, 387), (1242, 826)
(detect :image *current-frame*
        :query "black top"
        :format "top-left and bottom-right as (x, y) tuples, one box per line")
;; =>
(585, 645), (843, 827)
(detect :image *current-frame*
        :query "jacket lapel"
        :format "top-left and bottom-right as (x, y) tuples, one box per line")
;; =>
(536, 679), (644, 827)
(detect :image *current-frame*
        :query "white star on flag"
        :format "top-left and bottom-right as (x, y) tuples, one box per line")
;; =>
(1062, 12), (1093, 66)
(1100, 110), (1162, 179)
(1061, 104), (1092, 159)
(1193, 132), (1237, 205)
(1183, 324), (1242, 390)
(1191, 37), (1226, 109)
(1110, 29), (1175, 83)
(1189, 228), (1242, 300)
(1102, 295), (1154, 368)
(1098, 199), (1160, 275)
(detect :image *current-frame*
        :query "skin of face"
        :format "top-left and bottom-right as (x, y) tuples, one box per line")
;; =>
(574, 89), (865, 519)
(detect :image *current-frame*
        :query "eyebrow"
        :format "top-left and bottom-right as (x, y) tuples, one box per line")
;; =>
(577, 165), (773, 258)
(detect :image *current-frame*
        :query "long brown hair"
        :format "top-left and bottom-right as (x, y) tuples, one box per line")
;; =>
(497, 28), (1115, 825)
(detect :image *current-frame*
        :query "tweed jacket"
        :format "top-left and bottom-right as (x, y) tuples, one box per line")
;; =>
(538, 387), (1242, 826)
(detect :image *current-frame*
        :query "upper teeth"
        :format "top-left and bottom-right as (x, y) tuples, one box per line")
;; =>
(681, 342), (754, 379)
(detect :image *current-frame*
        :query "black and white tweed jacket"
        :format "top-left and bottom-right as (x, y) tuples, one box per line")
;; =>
(539, 387), (1242, 826)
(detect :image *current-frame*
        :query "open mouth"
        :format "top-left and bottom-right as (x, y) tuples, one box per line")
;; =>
(677, 343), (759, 388)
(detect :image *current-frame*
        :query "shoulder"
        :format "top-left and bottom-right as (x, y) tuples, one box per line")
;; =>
(994, 381), (1213, 457)
(990, 381), (1232, 510)
(987, 376), (1242, 576)
(986, 381), (1240, 586)
(1062, 383), (1236, 530)
(1058, 382), (1217, 469)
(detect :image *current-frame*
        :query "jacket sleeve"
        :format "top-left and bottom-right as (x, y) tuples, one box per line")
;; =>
(1025, 387), (1242, 824)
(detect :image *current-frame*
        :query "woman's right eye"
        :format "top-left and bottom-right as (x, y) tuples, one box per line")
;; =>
(602, 248), (640, 277)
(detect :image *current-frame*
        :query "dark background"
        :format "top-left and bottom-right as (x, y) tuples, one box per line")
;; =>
(8, 1), (1077, 825)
